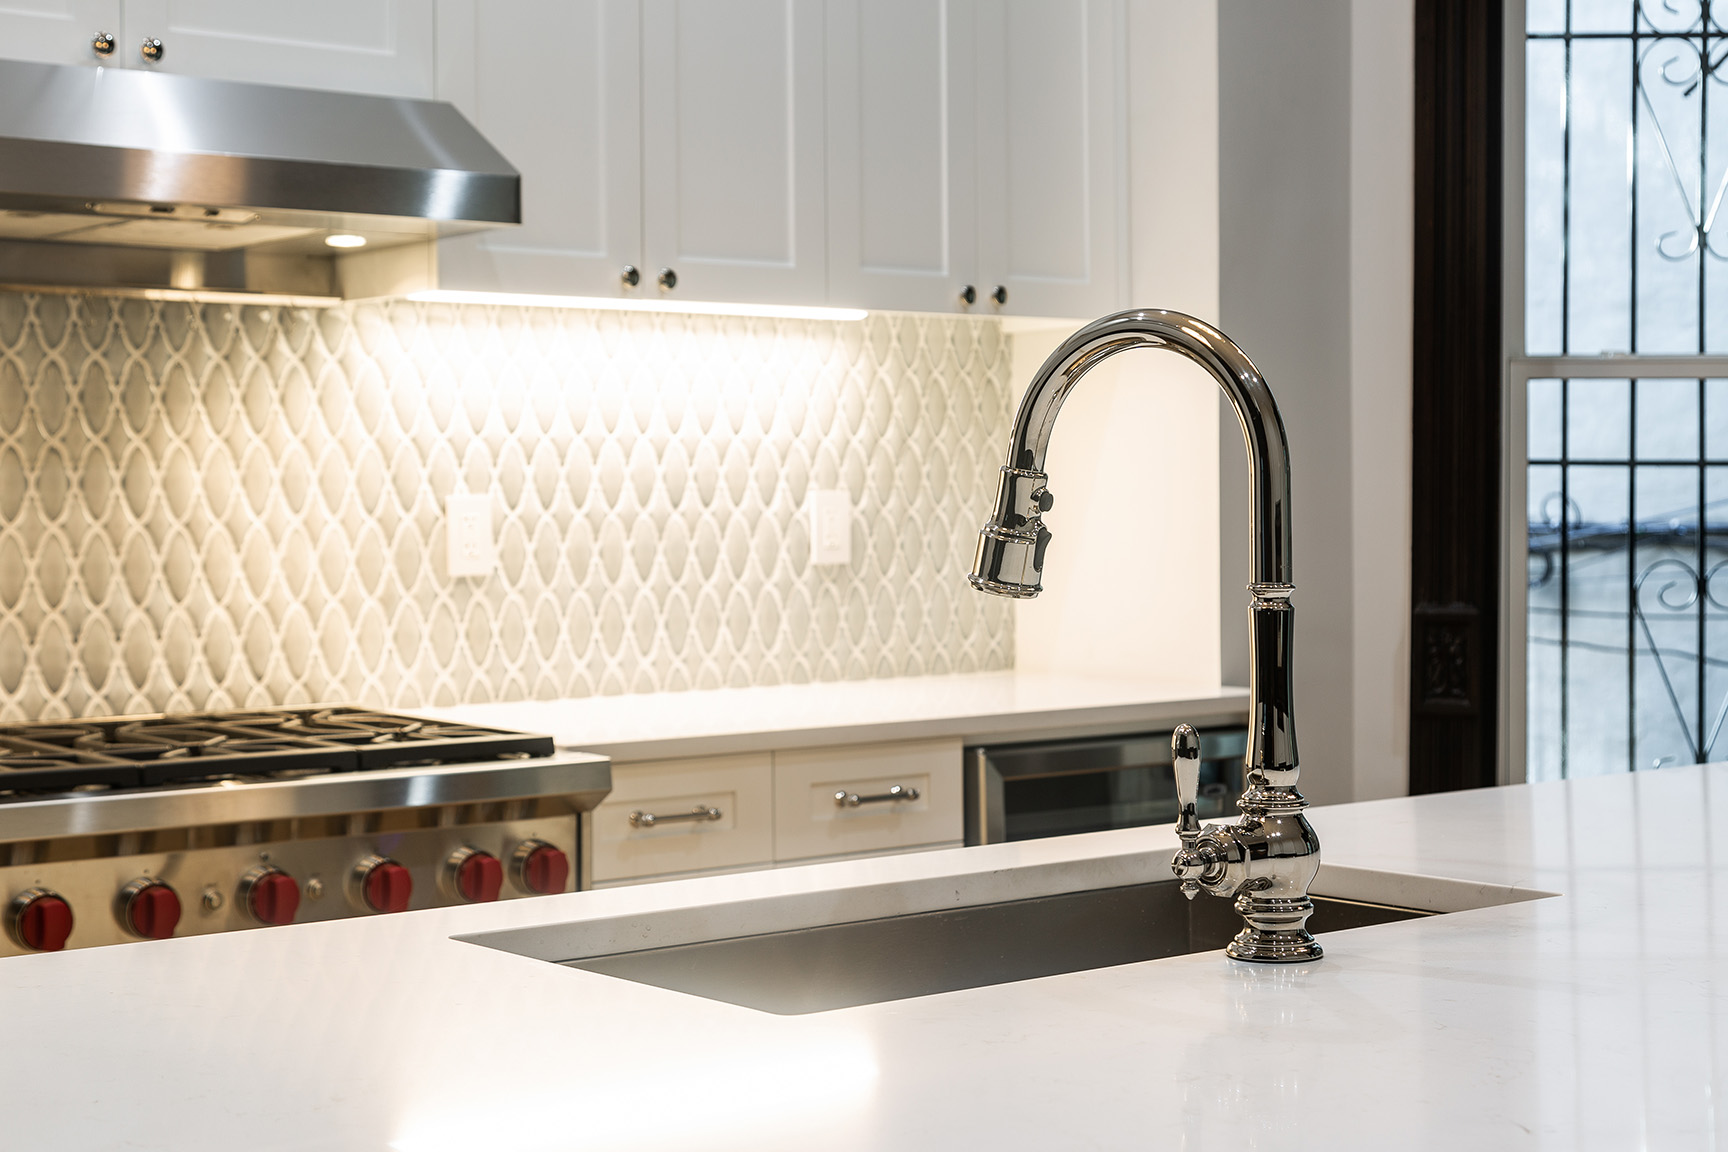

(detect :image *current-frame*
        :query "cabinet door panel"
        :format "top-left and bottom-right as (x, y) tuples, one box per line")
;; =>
(826, 0), (974, 313)
(772, 739), (962, 862)
(435, 0), (640, 296)
(641, 0), (824, 304)
(590, 755), (774, 883)
(121, 0), (435, 96)
(0, 1), (121, 66)
(977, 0), (1125, 318)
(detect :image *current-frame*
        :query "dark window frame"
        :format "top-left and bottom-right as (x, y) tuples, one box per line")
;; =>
(1410, 0), (1506, 793)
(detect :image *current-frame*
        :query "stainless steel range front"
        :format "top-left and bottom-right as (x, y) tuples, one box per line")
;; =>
(0, 707), (609, 955)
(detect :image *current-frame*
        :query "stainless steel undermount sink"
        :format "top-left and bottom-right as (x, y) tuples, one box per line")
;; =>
(459, 858), (1552, 1015)
(562, 883), (1421, 1014)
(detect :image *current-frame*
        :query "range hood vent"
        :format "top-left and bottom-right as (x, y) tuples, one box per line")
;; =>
(0, 59), (519, 303)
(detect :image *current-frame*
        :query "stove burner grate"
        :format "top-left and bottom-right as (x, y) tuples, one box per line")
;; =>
(194, 707), (554, 771)
(0, 735), (142, 792)
(0, 707), (554, 793)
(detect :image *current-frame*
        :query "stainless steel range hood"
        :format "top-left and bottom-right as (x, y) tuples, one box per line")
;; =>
(0, 59), (519, 304)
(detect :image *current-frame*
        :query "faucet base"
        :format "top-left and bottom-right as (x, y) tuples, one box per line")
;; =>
(1225, 893), (1324, 963)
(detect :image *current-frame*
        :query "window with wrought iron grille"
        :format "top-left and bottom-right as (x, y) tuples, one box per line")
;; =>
(1522, 0), (1728, 780)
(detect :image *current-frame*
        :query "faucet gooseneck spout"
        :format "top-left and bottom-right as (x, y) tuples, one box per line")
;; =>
(968, 308), (1321, 963)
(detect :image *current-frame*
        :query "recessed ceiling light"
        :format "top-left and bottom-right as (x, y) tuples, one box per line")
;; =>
(324, 234), (367, 249)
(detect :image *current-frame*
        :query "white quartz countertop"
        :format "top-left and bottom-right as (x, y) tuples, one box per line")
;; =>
(5, 765), (1721, 1151)
(422, 671), (1250, 759)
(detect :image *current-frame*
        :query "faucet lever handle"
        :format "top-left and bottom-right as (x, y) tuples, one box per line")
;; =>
(1172, 724), (1202, 843)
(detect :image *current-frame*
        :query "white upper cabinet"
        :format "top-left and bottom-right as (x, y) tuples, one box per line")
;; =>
(640, 0), (826, 305)
(434, 0), (825, 307)
(828, 0), (1126, 319)
(976, 0), (1125, 318)
(0, 0), (1137, 317)
(119, 0), (436, 97)
(0, 0), (436, 96)
(434, 0), (639, 296)
(0, 0), (121, 66)
(825, 0), (975, 314)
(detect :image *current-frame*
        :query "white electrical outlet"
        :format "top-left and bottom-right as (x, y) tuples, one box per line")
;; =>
(446, 492), (496, 577)
(810, 489), (852, 566)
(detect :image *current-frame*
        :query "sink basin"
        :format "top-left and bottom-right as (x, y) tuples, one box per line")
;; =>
(461, 856), (1552, 1015)
(564, 883), (1423, 1014)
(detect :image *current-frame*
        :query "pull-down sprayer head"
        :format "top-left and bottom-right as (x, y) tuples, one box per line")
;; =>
(968, 465), (1055, 598)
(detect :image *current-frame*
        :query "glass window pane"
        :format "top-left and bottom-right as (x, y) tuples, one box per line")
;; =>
(1527, 0), (1567, 33)
(1645, 0), (1707, 34)
(1709, 379), (1728, 458)
(1709, 246), (1728, 353)
(1528, 461), (1565, 784)
(1707, 77), (1728, 352)
(1572, 0), (1633, 33)
(1634, 546), (1701, 769)
(1531, 461), (1566, 529)
(1635, 377), (1700, 459)
(1700, 469), (1728, 766)
(1635, 36), (1704, 353)
(1569, 377), (1631, 458)
(1526, 40), (1568, 356)
(1633, 463), (1701, 772)
(1567, 464), (1632, 776)
(1530, 377), (1564, 459)
(1568, 39), (1634, 354)
(1634, 464), (1700, 777)
(1702, 466), (1728, 759)
(1636, 461), (1697, 536)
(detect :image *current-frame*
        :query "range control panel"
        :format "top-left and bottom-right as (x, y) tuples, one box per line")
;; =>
(0, 817), (577, 955)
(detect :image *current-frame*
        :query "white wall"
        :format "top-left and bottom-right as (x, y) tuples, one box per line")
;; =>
(1219, 0), (1355, 806)
(1009, 0), (1222, 692)
(1218, 0), (1413, 805)
(1349, 0), (1415, 801)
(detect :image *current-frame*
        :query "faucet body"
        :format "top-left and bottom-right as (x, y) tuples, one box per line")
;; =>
(969, 309), (1321, 962)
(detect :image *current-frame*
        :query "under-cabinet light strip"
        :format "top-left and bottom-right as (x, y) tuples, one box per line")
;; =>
(408, 289), (867, 322)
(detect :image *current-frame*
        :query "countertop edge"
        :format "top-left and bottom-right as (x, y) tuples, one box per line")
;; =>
(570, 694), (1252, 760)
(422, 676), (1251, 762)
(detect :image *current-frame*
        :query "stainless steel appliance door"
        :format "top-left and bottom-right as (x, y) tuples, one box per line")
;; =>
(964, 727), (1248, 845)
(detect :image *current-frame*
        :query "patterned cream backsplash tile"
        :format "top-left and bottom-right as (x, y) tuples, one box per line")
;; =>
(0, 293), (1014, 720)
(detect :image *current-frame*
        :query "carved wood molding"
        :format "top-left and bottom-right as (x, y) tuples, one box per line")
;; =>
(1413, 603), (1480, 716)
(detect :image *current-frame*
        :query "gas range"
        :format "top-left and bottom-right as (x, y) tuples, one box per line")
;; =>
(0, 707), (610, 955)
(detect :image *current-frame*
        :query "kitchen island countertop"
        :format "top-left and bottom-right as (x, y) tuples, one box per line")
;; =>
(421, 670), (1250, 760)
(4, 763), (1723, 1149)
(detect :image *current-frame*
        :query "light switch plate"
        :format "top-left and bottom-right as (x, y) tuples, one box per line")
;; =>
(810, 489), (852, 566)
(446, 492), (496, 577)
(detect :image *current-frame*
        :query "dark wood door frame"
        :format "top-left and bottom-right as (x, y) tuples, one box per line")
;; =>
(1409, 0), (1504, 793)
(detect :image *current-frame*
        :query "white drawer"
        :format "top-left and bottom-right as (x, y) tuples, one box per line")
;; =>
(772, 739), (962, 863)
(590, 754), (774, 883)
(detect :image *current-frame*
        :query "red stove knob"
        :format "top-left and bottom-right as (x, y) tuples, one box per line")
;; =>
(9, 888), (73, 952)
(448, 849), (503, 903)
(357, 856), (413, 914)
(512, 840), (570, 895)
(121, 879), (181, 940)
(241, 866), (301, 926)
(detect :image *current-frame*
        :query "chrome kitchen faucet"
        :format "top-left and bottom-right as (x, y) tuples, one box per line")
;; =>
(967, 309), (1321, 963)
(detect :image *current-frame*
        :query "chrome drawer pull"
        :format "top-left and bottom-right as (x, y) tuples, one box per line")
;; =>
(834, 785), (920, 808)
(629, 805), (721, 828)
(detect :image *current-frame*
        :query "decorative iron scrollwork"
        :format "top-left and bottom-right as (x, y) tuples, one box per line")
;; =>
(1635, 28), (1728, 260)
